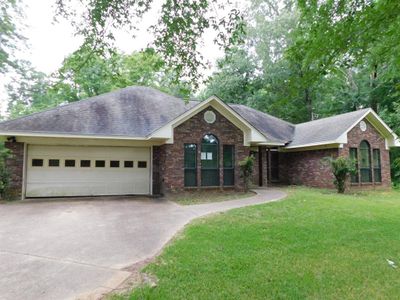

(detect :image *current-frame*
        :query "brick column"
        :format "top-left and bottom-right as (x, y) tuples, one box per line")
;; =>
(260, 146), (268, 186)
(4, 141), (25, 199)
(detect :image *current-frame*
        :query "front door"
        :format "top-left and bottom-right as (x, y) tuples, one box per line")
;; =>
(201, 134), (219, 186)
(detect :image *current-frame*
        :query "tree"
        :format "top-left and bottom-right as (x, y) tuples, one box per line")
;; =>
(54, 0), (246, 89)
(6, 61), (59, 118)
(201, 48), (261, 105)
(288, 0), (400, 113)
(0, 0), (24, 73)
(7, 48), (189, 117)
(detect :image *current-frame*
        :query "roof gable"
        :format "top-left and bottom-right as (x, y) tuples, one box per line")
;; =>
(287, 108), (400, 149)
(149, 96), (278, 146)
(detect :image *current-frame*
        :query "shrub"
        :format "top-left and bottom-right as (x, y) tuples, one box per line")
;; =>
(0, 144), (11, 198)
(239, 155), (255, 192)
(322, 156), (356, 194)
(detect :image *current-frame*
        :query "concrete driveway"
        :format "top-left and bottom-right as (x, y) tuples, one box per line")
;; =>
(0, 189), (286, 300)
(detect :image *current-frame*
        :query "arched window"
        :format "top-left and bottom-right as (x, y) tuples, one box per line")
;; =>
(359, 140), (372, 183)
(201, 134), (219, 186)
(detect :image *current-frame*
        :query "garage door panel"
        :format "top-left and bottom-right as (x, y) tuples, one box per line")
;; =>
(26, 145), (151, 197)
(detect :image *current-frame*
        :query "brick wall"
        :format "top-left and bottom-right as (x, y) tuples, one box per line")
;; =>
(279, 148), (338, 188)
(278, 118), (392, 190)
(4, 141), (24, 199)
(339, 118), (391, 188)
(153, 106), (249, 193)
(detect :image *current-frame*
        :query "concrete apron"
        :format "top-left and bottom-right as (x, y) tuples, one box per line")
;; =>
(0, 188), (287, 300)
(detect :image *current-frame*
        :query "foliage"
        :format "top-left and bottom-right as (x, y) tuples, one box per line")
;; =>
(239, 155), (255, 192)
(0, 0), (24, 73)
(322, 156), (356, 193)
(200, 48), (262, 105)
(0, 144), (11, 198)
(6, 48), (189, 117)
(54, 0), (246, 90)
(112, 187), (400, 299)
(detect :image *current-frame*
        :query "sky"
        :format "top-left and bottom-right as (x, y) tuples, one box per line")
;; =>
(0, 0), (231, 115)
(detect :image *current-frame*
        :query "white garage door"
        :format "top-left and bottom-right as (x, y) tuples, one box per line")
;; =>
(26, 145), (151, 197)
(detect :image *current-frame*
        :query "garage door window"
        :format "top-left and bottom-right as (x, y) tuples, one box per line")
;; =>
(138, 161), (147, 168)
(49, 159), (60, 167)
(124, 161), (134, 168)
(32, 159), (43, 167)
(80, 160), (91, 167)
(95, 160), (105, 167)
(65, 159), (76, 167)
(110, 160), (120, 168)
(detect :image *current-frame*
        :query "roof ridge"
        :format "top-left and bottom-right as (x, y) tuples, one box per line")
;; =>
(295, 108), (371, 126)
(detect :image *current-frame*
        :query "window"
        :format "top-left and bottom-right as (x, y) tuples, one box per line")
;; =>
(184, 144), (197, 187)
(110, 160), (120, 168)
(80, 160), (91, 167)
(373, 149), (381, 183)
(65, 159), (76, 167)
(223, 145), (234, 186)
(349, 148), (359, 183)
(95, 160), (105, 168)
(49, 159), (60, 167)
(124, 161), (134, 168)
(32, 159), (43, 167)
(138, 161), (147, 168)
(201, 134), (219, 186)
(359, 140), (372, 183)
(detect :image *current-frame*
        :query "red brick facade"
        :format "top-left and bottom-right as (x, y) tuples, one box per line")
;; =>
(278, 118), (391, 189)
(339, 118), (391, 188)
(4, 141), (24, 199)
(3, 116), (394, 198)
(152, 106), (249, 194)
(279, 148), (338, 188)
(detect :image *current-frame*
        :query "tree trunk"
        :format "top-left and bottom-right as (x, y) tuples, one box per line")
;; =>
(369, 64), (378, 112)
(305, 88), (313, 120)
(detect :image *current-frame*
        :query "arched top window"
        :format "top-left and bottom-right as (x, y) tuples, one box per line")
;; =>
(359, 140), (372, 182)
(360, 140), (370, 151)
(202, 134), (219, 145)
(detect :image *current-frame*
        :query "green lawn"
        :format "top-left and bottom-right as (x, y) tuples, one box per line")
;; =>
(113, 187), (400, 299)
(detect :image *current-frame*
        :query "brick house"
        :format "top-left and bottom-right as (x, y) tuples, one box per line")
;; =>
(0, 86), (398, 199)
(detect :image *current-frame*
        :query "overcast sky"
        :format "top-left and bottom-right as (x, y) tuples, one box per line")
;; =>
(0, 0), (231, 114)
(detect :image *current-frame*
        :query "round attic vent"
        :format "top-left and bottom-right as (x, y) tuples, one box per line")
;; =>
(204, 110), (216, 124)
(360, 120), (367, 132)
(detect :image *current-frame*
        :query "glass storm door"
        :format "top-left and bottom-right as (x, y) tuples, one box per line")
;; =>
(201, 134), (219, 186)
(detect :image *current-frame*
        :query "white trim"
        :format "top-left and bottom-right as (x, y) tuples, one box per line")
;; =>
(0, 131), (157, 141)
(285, 140), (341, 149)
(21, 143), (28, 200)
(150, 145), (153, 195)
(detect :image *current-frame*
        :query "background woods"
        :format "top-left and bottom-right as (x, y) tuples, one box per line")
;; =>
(1, 0), (400, 184)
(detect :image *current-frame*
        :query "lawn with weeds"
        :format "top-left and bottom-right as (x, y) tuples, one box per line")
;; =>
(112, 187), (400, 299)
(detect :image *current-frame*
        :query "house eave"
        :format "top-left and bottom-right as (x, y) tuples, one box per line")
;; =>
(0, 131), (167, 142)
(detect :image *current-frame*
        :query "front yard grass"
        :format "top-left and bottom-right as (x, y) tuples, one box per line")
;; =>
(114, 187), (400, 299)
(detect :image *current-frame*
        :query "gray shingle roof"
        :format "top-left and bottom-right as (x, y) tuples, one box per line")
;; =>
(0, 86), (199, 137)
(287, 108), (370, 147)
(229, 104), (294, 143)
(0, 86), (372, 147)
